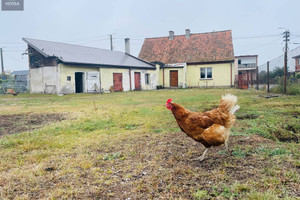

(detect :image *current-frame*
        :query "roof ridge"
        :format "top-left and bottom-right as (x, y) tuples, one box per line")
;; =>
(22, 37), (124, 54)
(145, 30), (232, 39)
(125, 53), (155, 66)
(22, 37), (155, 68)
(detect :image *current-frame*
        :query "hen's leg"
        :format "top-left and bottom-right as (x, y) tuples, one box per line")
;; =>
(225, 140), (229, 153)
(192, 148), (209, 161)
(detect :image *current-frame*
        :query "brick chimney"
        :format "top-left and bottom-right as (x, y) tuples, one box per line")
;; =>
(185, 29), (190, 38)
(125, 38), (130, 54)
(169, 31), (174, 40)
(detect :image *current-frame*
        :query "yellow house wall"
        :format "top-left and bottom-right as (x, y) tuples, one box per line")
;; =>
(159, 67), (186, 88)
(187, 63), (234, 87)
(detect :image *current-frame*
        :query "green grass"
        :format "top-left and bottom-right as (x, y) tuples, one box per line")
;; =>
(0, 88), (299, 199)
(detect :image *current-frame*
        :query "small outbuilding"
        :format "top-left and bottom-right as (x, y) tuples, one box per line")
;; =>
(234, 55), (258, 89)
(23, 38), (158, 94)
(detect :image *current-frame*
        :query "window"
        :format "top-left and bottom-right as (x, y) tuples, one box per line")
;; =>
(67, 76), (71, 81)
(200, 67), (212, 79)
(238, 59), (241, 64)
(298, 58), (300, 65)
(145, 73), (150, 84)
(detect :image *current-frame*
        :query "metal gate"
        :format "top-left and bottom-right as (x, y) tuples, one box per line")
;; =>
(238, 73), (249, 89)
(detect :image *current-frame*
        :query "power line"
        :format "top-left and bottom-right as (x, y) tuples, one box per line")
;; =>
(4, 53), (27, 64)
(73, 38), (110, 45)
(238, 37), (282, 53)
(3, 49), (25, 52)
(233, 34), (281, 40)
(62, 34), (109, 43)
(0, 41), (23, 44)
(290, 35), (300, 39)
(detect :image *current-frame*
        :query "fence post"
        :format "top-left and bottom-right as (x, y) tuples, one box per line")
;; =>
(256, 65), (259, 90)
(267, 61), (270, 93)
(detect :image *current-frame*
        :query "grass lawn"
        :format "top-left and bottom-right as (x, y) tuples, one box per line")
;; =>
(0, 88), (299, 199)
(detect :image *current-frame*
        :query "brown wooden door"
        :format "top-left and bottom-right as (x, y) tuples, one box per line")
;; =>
(134, 72), (141, 90)
(113, 73), (123, 91)
(170, 70), (178, 87)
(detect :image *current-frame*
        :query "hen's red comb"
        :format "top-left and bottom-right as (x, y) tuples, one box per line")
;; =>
(166, 99), (172, 103)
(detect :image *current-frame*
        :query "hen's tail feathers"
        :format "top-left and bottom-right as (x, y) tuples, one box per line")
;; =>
(220, 94), (240, 114)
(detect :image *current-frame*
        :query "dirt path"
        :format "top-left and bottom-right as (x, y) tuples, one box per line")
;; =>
(0, 113), (66, 136)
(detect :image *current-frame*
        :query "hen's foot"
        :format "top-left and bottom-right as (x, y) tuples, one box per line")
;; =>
(192, 155), (206, 161)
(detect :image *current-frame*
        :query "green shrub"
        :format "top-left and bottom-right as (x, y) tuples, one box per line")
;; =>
(271, 77), (300, 95)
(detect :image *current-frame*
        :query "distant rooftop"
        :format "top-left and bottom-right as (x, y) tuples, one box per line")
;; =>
(22, 38), (155, 69)
(11, 70), (28, 75)
(139, 30), (234, 64)
(235, 55), (258, 58)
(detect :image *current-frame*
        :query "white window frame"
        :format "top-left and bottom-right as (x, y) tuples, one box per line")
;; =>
(200, 67), (212, 79)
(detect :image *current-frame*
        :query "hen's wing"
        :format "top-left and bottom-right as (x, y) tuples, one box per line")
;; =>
(176, 112), (214, 138)
(180, 112), (228, 147)
(187, 112), (215, 129)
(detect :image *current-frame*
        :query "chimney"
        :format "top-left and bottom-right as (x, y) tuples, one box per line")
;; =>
(169, 31), (174, 40)
(125, 38), (130, 54)
(185, 29), (190, 38)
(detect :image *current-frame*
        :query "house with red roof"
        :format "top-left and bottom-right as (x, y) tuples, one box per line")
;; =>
(293, 54), (300, 73)
(139, 29), (235, 88)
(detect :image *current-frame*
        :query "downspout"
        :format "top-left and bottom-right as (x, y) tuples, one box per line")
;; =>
(56, 61), (59, 94)
(247, 71), (249, 88)
(250, 70), (253, 86)
(129, 68), (132, 91)
(230, 63), (233, 87)
(99, 67), (102, 92)
(163, 68), (165, 88)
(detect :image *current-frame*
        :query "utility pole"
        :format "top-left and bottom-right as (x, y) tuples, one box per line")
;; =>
(109, 34), (113, 51)
(283, 30), (290, 94)
(0, 48), (4, 75)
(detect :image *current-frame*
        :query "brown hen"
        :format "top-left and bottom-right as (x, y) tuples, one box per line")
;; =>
(165, 94), (240, 161)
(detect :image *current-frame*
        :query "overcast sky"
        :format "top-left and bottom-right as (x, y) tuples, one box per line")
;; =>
(1, 0), (300, 72)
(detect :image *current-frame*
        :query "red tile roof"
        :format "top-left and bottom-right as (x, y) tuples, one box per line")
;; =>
(138, 30), (234, 64)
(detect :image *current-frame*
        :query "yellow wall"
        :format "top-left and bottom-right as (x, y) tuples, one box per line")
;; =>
(100, 68), (130, 91)
(187, 63), (234, 87)
(160, 67), (186, 88)
(100, 68), (157, 91)
(58, 63), (234, 93)
(58, 64), (100, 93)
(59, 64), (157, 93)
